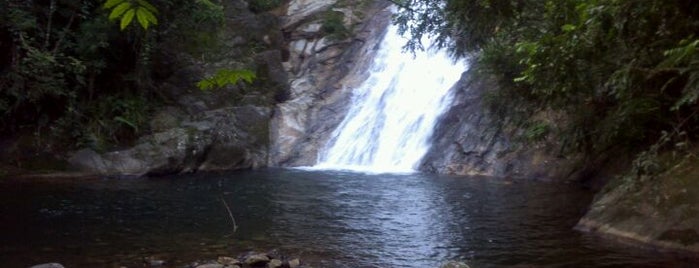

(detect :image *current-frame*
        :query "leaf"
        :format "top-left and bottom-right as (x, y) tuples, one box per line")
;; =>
(196, 79), (215, 91)
(109, 2), (131, 21)
(196, 69), (257, 91)
(104, 0), (124, 9)
(140, 7), (158, 25)
(561, 24), (576, 32)
(137, 0), (158, 13)
(120, 9), (136, 30)
(114, 116), (138, 131)
(136, 7), (150, 29)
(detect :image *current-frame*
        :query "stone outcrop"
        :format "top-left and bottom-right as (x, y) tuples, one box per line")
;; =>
(419, 67), (581, 181)
(270, 0), (392, 166)
(69, 106), (270, 177)
(576, 154), (699, 253)
(423, 64), (699, 254)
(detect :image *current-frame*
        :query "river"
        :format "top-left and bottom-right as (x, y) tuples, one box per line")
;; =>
(1, 169), (695, 267)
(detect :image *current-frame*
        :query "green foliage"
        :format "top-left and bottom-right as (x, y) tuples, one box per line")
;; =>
(157, 0), (225, 56)
(197, 69), (257, 91)
(0, 0), (235, 152)
(396, 0), (699, 156)
(524, 121), (550, 142)
(322, 10), (350, 41)
(104, 0), (158, 30)
(52, 94), (150, 151)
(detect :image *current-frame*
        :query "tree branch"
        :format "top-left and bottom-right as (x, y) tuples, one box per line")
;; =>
(220, 196), (238, 234)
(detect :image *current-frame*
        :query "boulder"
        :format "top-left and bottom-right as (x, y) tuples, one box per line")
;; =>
(217, 256), (240, 266)
(287, 258), (301, 268)
(576, 158), (699, 253)
(68, 106), (271, 177)
(29, 264), (65, 268)
(267, 259), (283, 268)
(244, 253), (270, 266)
(195, 264), (224, 268)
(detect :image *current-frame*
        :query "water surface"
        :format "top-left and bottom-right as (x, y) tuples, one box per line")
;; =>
(0, 169), (695, 267)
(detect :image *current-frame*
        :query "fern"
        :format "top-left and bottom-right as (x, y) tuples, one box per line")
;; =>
(196, 69), (257, 91)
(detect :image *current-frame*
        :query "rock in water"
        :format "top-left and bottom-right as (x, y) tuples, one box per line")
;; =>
(217, 256), (240, 266)
(29, 264), (65, 268)
(244, 253), (270, 266)
(287, 258), (301, 268)
(195, 264), (224, 268)
(440, 261), (471, 268)
(267, 259), (283, 268)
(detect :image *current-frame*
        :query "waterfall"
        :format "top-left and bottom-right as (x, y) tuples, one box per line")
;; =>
(313, 24), (466, 173)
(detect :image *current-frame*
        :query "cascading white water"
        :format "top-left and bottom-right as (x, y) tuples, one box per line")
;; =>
(313, 24), (466, 173)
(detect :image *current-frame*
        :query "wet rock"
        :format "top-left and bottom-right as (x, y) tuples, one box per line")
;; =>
(245, 253), (270, 266)
(576, 158), (699, 253)
(265, 249), (282, 260)
(419, 65), (580, 180)
(68, 149), (109, 174)
(440, 261), (471, 268)
(287, 258), (301, 268)
(217, 256), (240, 266)
(267, 259), (283, 268)
(68, 106), (271, 177)
(269, 1), (393, 167)
(29, 263), (65, 268)
(143, 256), (166, 266)
(195, 264), (224, 268)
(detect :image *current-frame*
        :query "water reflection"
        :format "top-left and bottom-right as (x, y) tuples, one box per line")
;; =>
(0, 170), (696, 267)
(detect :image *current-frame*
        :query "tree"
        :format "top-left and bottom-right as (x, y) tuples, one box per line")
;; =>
(393, 0), (699, 173)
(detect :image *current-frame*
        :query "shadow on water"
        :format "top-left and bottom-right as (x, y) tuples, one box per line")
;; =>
(0, 169), (697, 267)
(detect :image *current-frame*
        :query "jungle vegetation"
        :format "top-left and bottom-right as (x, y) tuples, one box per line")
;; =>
(0, 0), (276, 154)
(394, 0), (699, 180)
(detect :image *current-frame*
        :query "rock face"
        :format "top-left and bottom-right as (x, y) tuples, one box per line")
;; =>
(69, 106), (270, 177)
(270, 0), (392, 166)
(576, 156), (699, 252)
(419, 67), (580, 180)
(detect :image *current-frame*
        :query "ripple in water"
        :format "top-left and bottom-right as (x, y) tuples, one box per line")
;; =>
(1, 169), (697, 267)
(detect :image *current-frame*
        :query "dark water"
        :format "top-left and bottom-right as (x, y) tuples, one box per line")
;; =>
(0, 169), (696, 267)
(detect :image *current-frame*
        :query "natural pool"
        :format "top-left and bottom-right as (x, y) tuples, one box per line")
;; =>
(1, 169), (696, 267)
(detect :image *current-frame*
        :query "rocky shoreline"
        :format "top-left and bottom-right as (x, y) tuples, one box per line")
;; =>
(29, 250), (305, 268)
(28, 251), (472, 268)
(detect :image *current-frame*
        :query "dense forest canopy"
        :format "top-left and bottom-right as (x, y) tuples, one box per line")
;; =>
(394, 0), (699, 178)
(0, 0), (280, 153)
